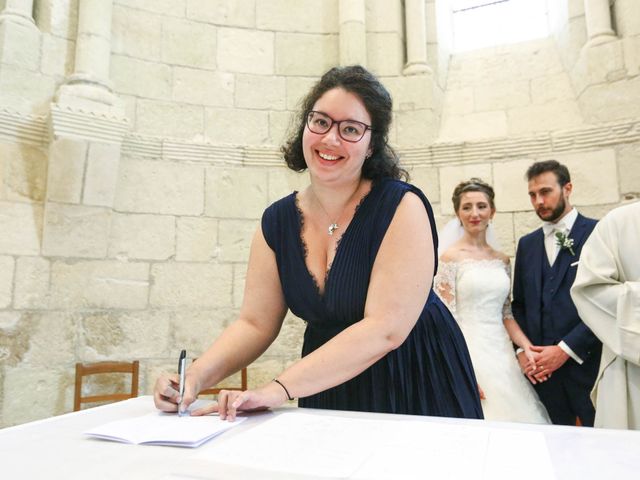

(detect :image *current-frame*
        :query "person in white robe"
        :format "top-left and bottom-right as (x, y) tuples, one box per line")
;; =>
(571, 201), (640, 430)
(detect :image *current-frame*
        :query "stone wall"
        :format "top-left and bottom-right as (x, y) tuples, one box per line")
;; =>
(105, 0), (437, 146)
(0, 0), (639, 427)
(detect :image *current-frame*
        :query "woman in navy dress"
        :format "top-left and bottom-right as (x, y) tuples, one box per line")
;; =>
(154, 66), (483, 421)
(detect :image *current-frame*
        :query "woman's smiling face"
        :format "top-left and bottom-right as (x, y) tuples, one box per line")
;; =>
(302, 87), (372, 185)
(456, 191), (495, 233)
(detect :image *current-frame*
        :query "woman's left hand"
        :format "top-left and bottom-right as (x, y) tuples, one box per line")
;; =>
(529, 345), (566, 381)
(478, 384), (486, 400)
(524, 348), (537, 374)
(190, 382), (290, 421)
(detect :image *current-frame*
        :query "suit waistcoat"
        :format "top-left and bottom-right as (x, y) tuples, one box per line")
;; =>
(541, 254), (562, 344)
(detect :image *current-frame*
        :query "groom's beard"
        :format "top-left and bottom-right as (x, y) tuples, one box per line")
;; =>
(535, 195), (566, 222)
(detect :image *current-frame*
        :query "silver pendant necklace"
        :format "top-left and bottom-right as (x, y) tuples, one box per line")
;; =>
(311, 179), (363, 236)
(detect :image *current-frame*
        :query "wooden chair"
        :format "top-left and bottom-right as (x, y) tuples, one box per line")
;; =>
(74, 361), (140, 411)
(197, 367), (248, 396)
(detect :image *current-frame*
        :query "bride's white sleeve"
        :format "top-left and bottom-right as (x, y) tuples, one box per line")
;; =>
(434, 261), (457, 314)
(502, 261), (516, 322)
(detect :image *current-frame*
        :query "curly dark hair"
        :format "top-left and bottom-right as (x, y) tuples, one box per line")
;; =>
(281, 65), (408, 181)
(526, 160), (571, 187)
(452, 178), (496, 212)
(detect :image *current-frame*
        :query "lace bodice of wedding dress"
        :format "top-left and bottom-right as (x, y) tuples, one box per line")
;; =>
(435, 259), (550, 424)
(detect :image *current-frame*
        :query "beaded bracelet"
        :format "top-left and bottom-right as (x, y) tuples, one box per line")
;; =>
(273, 378), (294, 401)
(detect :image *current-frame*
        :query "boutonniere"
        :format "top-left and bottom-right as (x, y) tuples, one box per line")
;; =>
(555, 231), (575, 256)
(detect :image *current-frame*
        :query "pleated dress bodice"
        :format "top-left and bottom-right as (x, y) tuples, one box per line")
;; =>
(261, 178), (483, 419)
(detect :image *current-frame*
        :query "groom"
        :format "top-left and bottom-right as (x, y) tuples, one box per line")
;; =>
(512, 160), (601, 426)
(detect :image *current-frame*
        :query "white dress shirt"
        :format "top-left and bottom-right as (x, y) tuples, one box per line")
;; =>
(542, 207), (578, 266)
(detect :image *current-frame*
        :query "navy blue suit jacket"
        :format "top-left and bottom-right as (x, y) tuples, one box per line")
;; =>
(512, 213), (600, 360)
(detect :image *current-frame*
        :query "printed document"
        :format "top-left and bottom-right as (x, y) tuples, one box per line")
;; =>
(85, 412), (246, 448)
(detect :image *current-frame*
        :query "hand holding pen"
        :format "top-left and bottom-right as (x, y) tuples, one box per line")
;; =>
(152, 349), (197, 414)
(177, 349), (187, 416)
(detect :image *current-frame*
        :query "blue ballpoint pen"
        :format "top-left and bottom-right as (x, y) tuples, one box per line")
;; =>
(178, 349), (187, 416)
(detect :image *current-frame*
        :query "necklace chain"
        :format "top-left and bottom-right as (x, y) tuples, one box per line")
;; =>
(311, 180), (363, 236)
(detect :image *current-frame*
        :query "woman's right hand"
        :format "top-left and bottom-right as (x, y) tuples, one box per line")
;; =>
(153, 372), (200, 414)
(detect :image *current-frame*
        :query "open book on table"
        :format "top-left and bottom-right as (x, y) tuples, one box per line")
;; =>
(84, 412), (246, 448)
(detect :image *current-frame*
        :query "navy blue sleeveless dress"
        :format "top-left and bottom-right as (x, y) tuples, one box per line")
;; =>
(262, 178), (483, 419)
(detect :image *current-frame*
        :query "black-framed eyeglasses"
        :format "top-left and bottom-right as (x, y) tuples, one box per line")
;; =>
(306, 111), (372, 143)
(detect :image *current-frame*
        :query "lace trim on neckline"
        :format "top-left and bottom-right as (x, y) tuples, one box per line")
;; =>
(440, 258), (508, 268)
(293, 188), (371, 297)
(435, 257), (511, 315)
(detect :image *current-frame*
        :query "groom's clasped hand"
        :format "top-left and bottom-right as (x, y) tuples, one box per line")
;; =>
(518, 344), (570, 384)
(517, 346), (560, 384)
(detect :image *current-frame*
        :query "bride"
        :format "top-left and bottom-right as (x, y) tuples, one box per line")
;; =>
(435, 178), (550, 424)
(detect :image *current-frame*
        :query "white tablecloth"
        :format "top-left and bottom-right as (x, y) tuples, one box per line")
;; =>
(1, 396), (638, 479)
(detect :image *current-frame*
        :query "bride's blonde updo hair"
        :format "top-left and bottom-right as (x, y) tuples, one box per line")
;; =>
(452, 178), (495, 212)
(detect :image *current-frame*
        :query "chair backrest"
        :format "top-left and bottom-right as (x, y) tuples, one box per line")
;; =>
(198, 367), (248, 396)
(74, 361), (140, 411)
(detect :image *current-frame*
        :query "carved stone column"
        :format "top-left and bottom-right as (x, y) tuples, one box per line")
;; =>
(0, 0), (35, 24)
(44, 0), (128, 259)
(612, 0), (640, 38)
(403, 0), (431, 75)
(55, 0), (119, 108)
(339, 0), (367, 66)
(0, 0), (40, 70)
(584, 0), (616, 45)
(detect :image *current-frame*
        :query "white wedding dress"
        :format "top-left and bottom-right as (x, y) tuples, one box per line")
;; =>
(435, 259), (550, 424)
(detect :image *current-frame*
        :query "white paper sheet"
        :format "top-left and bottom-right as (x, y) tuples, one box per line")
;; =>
(188, 412), (556, 479)
(85, 412), (246, 448)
